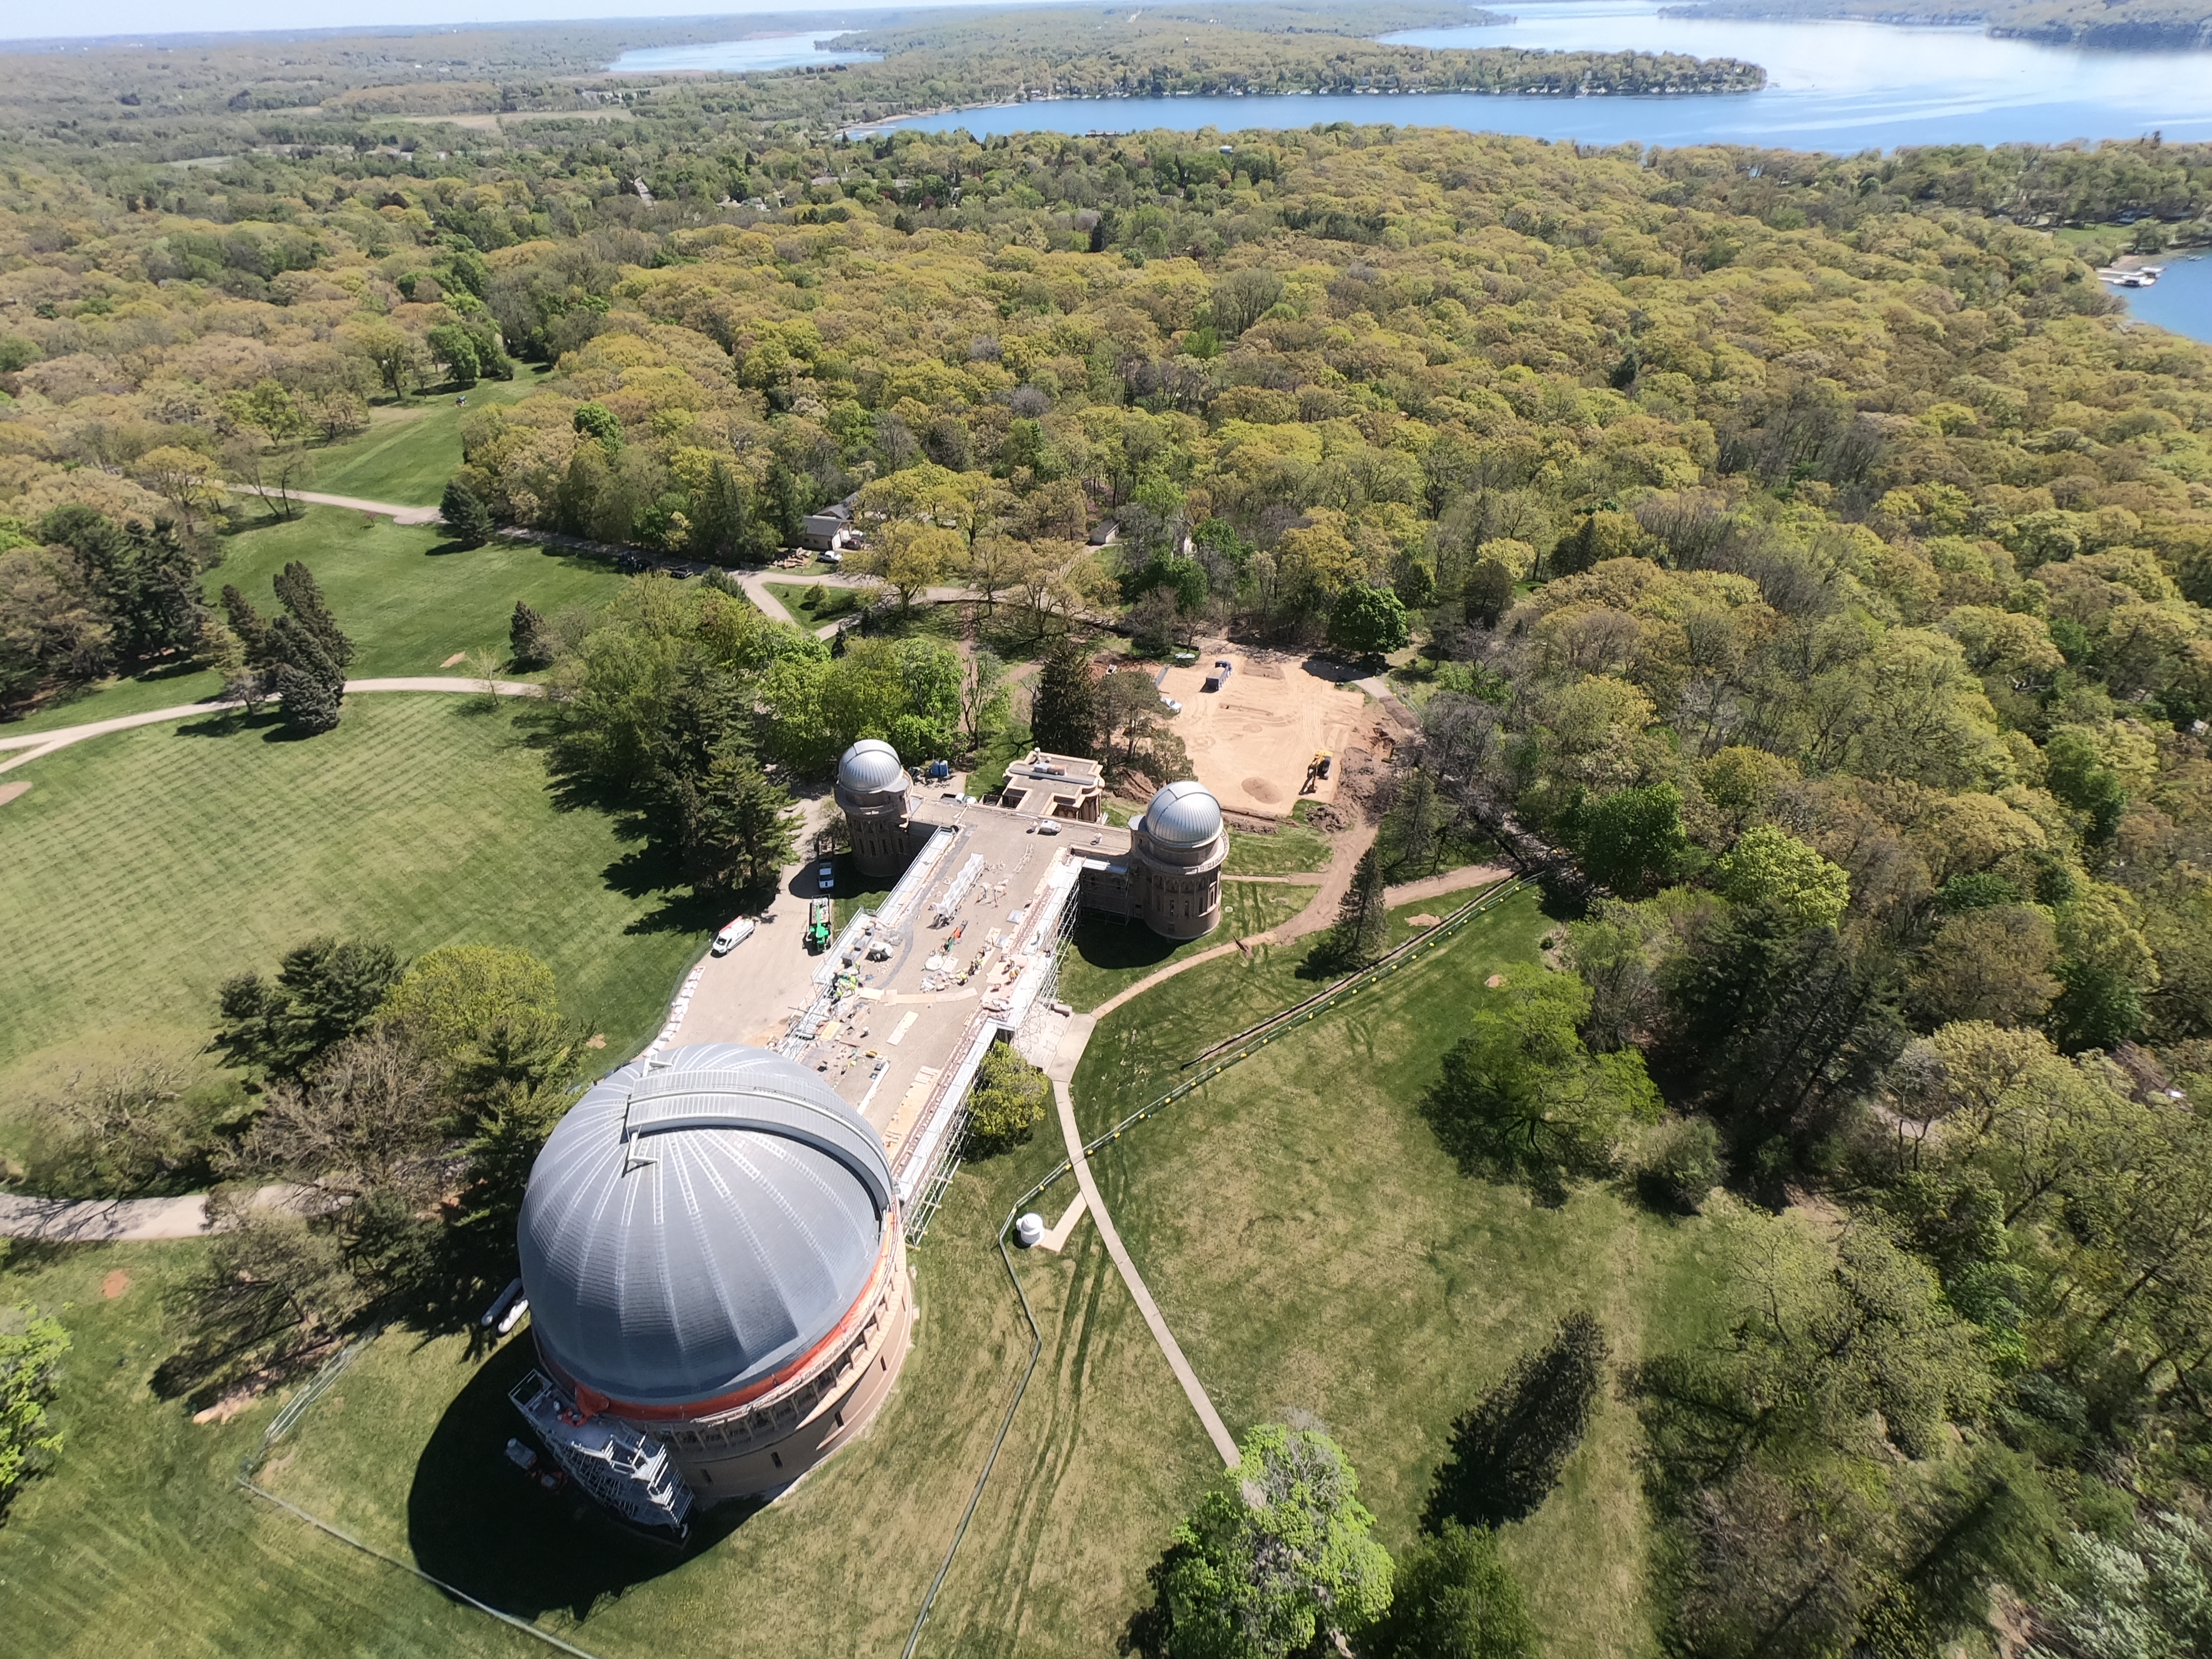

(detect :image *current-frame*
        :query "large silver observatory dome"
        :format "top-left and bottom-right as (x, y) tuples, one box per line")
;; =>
(1141, 779), (1224, 849)
(837, 738), (907, 796)
(518, 1044), (894, 1410)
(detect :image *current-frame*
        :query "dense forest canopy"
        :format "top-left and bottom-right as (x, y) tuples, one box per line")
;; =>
(7, 11), (2212, 1655)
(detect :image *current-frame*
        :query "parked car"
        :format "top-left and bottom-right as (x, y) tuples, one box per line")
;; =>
(712, 916), (756, 955)
(817, 860), (836, 891)
(1038, 821), (1061, 836)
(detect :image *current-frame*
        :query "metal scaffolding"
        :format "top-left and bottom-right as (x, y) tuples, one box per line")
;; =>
(510, 1370), (693, 1534)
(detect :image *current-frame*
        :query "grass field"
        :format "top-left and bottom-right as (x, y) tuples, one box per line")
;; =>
(3, 507), (632, 737)
(1074, 887), (1718, 1657)
(309, 376), (543, 507)
(0, 1122), (1218, 1658)
(1055, 882), (1316, 1014)
(1222, 820), (1334, 875)
(765, 580), (864, 625)
(0, 882), (1708, 1659)
(0, 696), (702, 1151)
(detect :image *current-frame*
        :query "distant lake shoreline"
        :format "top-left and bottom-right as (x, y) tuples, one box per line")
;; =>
(853, 4), (2212, 152)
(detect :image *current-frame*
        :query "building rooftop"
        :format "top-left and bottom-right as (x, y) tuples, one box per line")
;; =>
(517, 1044), (893, 1411)
(789, 797), (1130, 1187)
(1140, 778), (1224, 849)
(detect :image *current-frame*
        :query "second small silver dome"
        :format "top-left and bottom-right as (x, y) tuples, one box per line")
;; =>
(838, 738), (907, 795)
(1142, 779), (1224, 848)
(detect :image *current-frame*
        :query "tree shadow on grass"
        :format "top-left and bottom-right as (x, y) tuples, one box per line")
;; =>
(595, 846), (729, 937)
(173, 708), (282, 739)
(406, 1334), (764, 1624)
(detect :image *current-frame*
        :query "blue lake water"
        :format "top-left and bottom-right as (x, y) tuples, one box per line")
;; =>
(868, 2), (2212, 151)
(2116, 253), (2212, 344)
(643, 2), (2212, 341)
(611, 34), (878, 75)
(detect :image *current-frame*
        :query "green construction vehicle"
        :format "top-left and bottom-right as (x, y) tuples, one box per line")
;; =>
(806, 898), (833, 953)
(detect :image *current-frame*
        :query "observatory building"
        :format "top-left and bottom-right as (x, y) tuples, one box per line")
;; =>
(1129, 778), (1227, 940)
(512, 1043), (914, 1526)
(505, 755), (1233, 1533)
(833, 737), (916, 879)
(830, 739), (1225, 945)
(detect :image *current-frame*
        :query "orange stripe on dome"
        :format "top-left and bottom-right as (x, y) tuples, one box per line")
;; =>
(538, 1214), (902, 1424)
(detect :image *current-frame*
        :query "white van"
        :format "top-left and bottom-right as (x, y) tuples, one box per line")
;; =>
(712, 916), (756, 955)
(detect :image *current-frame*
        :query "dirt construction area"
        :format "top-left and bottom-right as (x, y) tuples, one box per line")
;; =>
(1156, 650), (1371, 820)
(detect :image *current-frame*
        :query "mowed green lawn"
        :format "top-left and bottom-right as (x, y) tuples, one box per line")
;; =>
(0, 883), (1712, 1658)
(1054, 880), (1316, 1015)
(4, 507), (630, 735)
(0, 696), (702, 1147)
(0, 1240), (551, 1659)
(310, 375), (542, 507)
(764, 580), (863, 625)
(1076, 888), (1720, 1658)
(0, 1123), (1218, 1658)
(1221, 818), (1334, 876)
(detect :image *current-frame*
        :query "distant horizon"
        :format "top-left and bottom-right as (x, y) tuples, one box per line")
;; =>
(0, 0), (1023, 48)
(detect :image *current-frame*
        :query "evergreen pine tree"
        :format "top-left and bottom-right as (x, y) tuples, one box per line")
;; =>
(273, 661), (341, 735)
(688, 749), (799, 893)
(272, 560), (353, 667)
(1398, 768), (1439, 874)
(440, 477), (495, 547)
(509, 600), (554, 670)
(688, 457), (752, 565)
(1331, 847), (1389, 963)
(269, 613), (345, 701)
(1029, 634), (1100, 758)
(221, 583), (274, 667)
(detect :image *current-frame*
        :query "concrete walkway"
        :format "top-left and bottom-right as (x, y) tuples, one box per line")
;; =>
(226, 485), (442, 525)
(0, 678), (542, 775)
(0, 1185), (305, 1241)
(1085, 851), (1510, 1022)
(1047, 1013), (1240, 1468)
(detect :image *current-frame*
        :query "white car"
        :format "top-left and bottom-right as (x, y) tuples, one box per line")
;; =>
(712, 916), (756, 955)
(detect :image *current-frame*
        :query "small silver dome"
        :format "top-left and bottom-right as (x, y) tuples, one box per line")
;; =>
(1142, 779), (1224, 849)
(518, 1044), (894, 1411)
(838, 738), (906, 795)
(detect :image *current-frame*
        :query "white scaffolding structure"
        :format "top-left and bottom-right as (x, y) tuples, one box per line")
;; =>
(510, 1370), (693, 1533)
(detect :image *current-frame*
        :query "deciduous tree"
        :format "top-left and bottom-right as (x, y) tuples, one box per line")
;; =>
(1152, 1425), (1394, 1659)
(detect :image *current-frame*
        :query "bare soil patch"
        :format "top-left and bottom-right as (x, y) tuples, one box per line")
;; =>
(439, 651), (467, 667)
(1155, 650), (1365, 821)
(101, 1269), (130, 1298)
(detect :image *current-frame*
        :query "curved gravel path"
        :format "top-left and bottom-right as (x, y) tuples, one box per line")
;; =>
(225, 486), (442, 525)
(0, 678), (542, 776)
(1087, 843), (1512, 1020)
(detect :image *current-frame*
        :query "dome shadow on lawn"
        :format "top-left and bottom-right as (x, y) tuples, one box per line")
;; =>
(406, 1334), (759, 1623)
